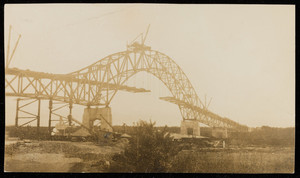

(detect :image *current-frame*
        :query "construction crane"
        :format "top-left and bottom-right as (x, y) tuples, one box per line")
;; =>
(6, 25), (22, 69)
(127, 24), (151, 51)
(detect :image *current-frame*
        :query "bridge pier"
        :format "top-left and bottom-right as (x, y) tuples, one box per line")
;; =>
(180, 120), (200, 136)
(82, 106), (113, 132)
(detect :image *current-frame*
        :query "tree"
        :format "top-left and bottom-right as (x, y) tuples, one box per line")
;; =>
(108, 120), (179, 173)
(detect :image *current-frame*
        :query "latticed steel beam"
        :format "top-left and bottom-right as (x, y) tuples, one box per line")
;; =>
(159, 96), (248, 131)
(5, 44), (248, 131)
(5, 68), (150, 106)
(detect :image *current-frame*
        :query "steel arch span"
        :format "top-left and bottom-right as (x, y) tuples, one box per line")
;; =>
(5, 44), (248, 131)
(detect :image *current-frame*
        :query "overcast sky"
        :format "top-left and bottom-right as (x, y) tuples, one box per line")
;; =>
(5, 4), (295, 128)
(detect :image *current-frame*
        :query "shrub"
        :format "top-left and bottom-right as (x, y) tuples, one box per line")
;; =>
(108, 120), (179, 173)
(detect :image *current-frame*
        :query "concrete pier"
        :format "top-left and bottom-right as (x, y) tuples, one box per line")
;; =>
(82, 107), (113, 132)
(180, 120), (200, 136)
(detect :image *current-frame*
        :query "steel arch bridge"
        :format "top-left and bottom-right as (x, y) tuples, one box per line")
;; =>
(5, 43), (248, 132)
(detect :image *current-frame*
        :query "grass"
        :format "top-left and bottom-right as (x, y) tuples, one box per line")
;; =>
(5, 143), (19, 156)
(169, 147), (294, 173)
(5, 124), (295, 173)
(5, 140), (294, 173)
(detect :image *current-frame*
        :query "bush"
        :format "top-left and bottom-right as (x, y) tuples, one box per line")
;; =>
(7, 126), (51, 140)
(108, 120), (179, 173)
(228, 127), (295, 147)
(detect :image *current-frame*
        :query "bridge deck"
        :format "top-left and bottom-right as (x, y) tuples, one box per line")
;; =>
(159, 96), (248, 131)
(6, 67), (150, 93)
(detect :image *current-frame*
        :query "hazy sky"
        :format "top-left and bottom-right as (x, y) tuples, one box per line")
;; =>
(5, 4), (295, 128)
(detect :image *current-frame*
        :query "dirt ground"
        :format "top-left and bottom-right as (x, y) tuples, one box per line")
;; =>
(4, 138), (128, 172)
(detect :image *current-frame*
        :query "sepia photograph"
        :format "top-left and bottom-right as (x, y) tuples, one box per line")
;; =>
(4, 4), (295, 173)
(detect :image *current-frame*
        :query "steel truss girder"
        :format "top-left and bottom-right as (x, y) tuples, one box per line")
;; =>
(5, 48), (247, 131)
(5, 68), (149, 106)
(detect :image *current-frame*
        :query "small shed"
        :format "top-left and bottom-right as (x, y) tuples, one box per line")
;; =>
(71, 128), (91, 137)
(120, 133), (131, 138)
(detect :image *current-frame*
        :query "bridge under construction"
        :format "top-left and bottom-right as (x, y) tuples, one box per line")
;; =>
(5, 26), (248, 137)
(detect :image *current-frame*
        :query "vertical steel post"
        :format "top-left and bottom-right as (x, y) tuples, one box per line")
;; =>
(37, 99), (41, 133)
(68, 101), (73, 126)
(68, 101), (73, 138)
(87, 105), (91, 129)
(106, 64), (109, 107)
(15, 98), (19, 127)
(48, 99), (53, 134)
(69, 102), (73, 115)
